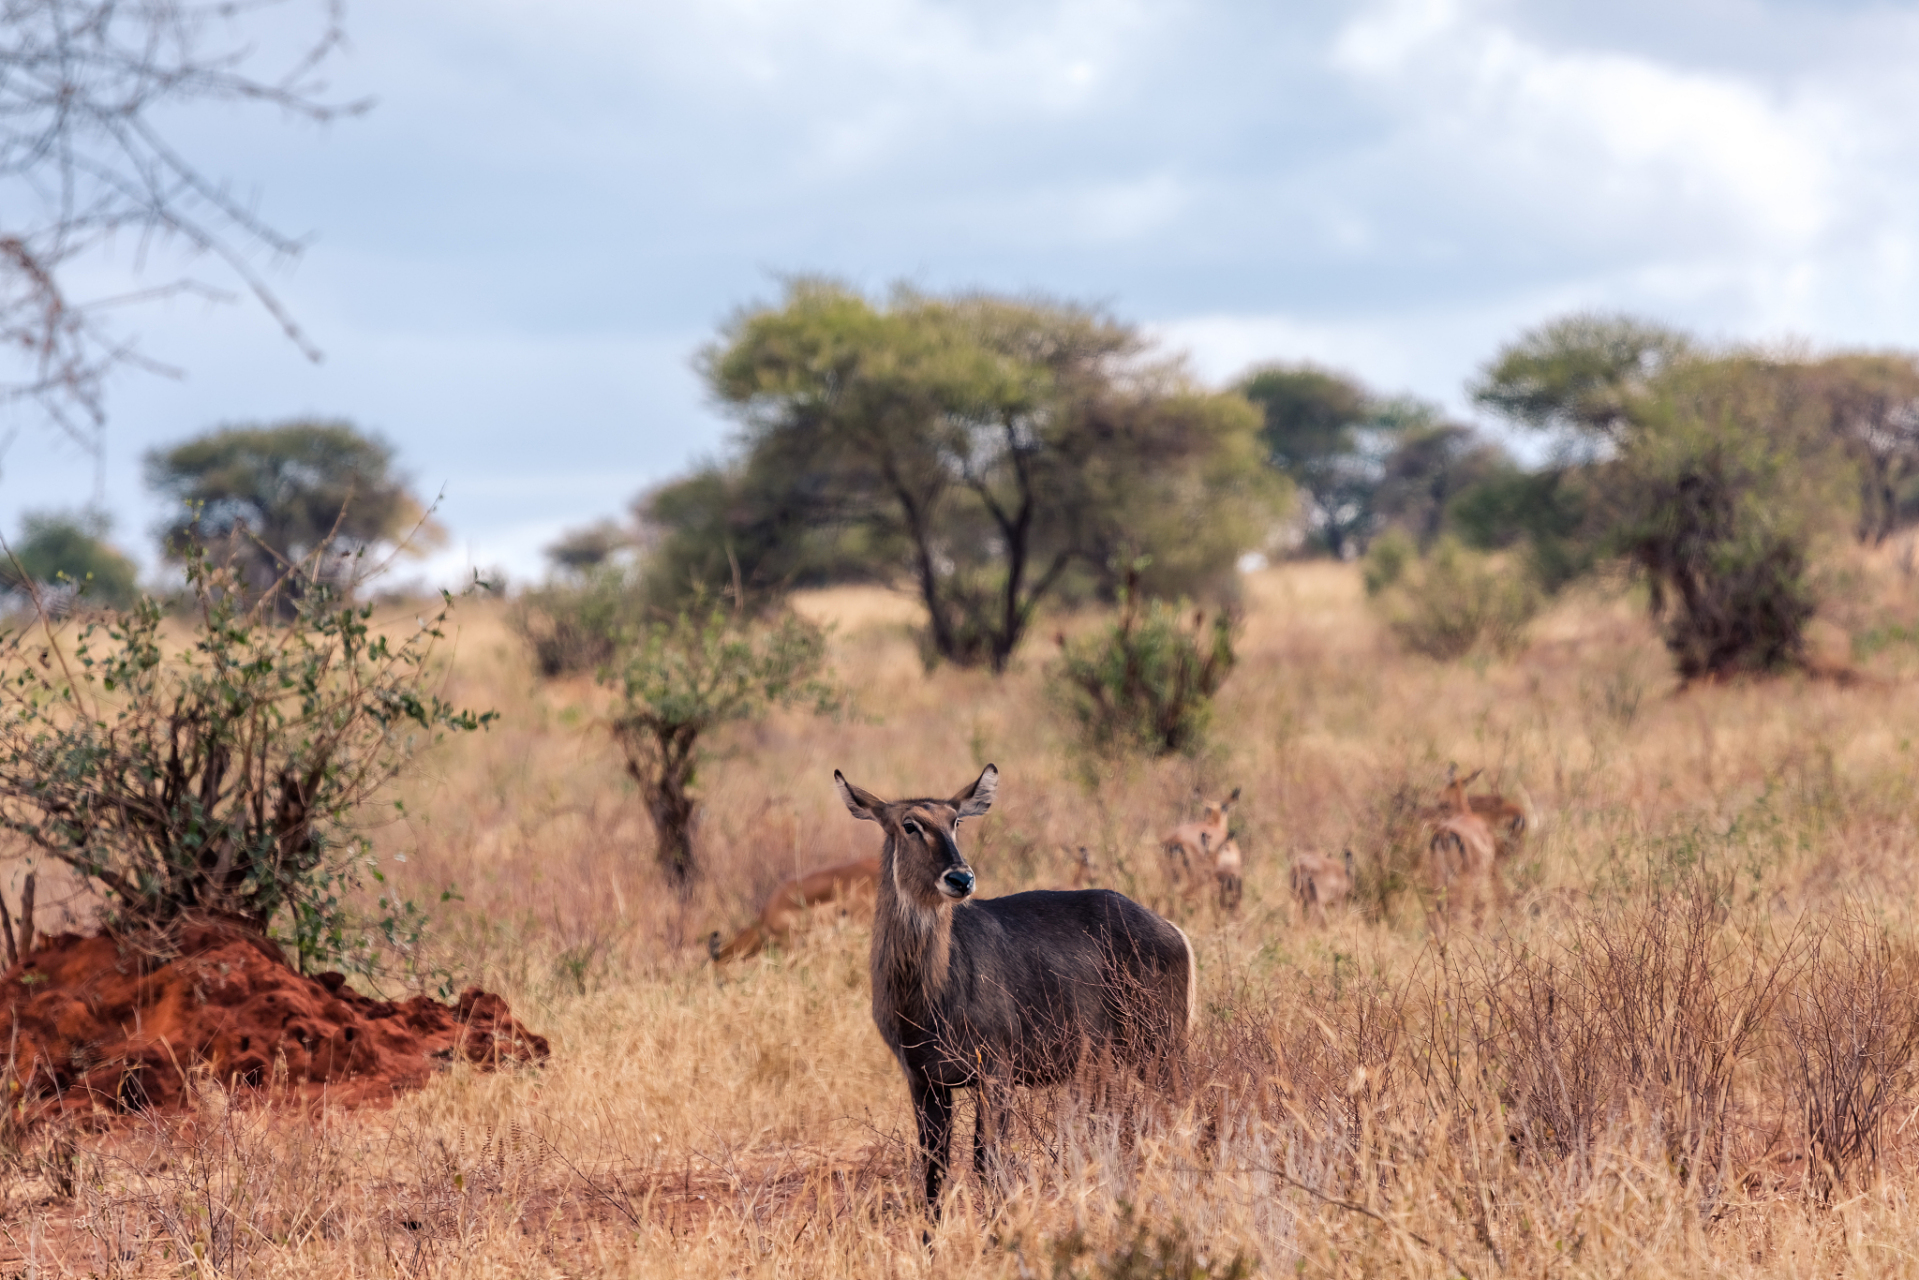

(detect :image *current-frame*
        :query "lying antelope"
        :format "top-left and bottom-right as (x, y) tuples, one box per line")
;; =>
(837, 765), (1194, 1218)
(1289, 849), (1354, 924)
(1162, 788), (1242, 907)
(707, 857), (881, 963)
(1425, 767), (1504, 931)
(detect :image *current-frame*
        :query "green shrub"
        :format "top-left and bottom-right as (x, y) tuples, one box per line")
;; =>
(1373, 537), (1540, 660)
(1362, 527), (1414, 597)
(606, 602), (837, 889)
(1050, 586), (1237, 758)
(510, 565), (643, 677)
(0, 544), (493, 972)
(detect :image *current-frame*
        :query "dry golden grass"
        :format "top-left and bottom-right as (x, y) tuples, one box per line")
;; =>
(9, 553), (1919, 1276)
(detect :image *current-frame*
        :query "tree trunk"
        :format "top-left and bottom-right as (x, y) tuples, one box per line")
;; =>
(627, 726), (702, 892)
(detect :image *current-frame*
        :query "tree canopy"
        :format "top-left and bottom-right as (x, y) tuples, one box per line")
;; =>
(1238, 364), (1390, 559)
(685, 282), (1281, 671)
(1471, 313), (1693, 443)
(146, 420), (438, 609)
(0, 510), (140, 610)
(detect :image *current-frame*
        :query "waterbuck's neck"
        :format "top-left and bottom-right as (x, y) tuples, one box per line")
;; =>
(871, 834), (955, 1012)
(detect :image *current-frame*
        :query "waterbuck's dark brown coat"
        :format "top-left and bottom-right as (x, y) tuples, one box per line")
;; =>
(835, 765), (1195, 1215)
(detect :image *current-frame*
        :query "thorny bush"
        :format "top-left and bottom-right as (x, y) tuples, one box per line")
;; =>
(0, 542), (493, 972)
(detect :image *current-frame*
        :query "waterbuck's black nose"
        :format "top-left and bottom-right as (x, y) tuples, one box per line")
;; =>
(940, 867), (976, 899)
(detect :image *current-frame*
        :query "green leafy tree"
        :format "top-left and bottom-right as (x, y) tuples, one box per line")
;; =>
(637, 459), (900, 612)
(1471, 312), (1693, 443)
(1447, 468), (1594, 592)
(1, 510), (140, 609)
(1372, 414), (1512, 549)
(146, 420), (439, 613)
(1796, 354), (1919, 545)
(1238, 364), (1397, 558)
(607, 604), (836, 889)
(702, 281), (1278, 672)
(1610, 357), (1850, 680)
(0, 542), (493, 969)
(543, 519), (633, 574)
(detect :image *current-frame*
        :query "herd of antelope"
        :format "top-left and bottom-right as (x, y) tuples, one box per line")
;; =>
(706, 763), (1533, 1219)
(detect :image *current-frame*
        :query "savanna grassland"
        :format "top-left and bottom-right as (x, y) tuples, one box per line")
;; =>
(9, 552), (1919, 1278)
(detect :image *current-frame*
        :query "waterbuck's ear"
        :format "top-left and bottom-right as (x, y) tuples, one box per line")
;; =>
(952, 764), (998, 819)
(834, 770), (883, 822)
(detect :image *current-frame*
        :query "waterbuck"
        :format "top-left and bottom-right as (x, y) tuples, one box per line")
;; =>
(835, 764), (1195, 1216)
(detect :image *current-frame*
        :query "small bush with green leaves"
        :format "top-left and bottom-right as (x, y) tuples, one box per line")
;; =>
(0, 544), (493, 973)
(606, 602), (837, 889)
(1371, 536), (1540, 661)
(510, 565), (644, 678)
(1049, 586), (1237, 758)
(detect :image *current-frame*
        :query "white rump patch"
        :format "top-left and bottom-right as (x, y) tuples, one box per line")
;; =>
(1173, 923), (1198, 1032)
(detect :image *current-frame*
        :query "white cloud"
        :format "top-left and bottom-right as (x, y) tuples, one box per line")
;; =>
(1331, 0), (1845, 252)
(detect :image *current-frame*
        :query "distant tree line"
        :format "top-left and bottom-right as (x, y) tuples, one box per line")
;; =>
(520, 289), (1919, 683)
(11, 290), (1919, 689)
(3, 419), (434, 615)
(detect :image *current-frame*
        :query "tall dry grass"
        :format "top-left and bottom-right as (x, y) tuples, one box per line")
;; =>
(7, 552), (1919, 1276)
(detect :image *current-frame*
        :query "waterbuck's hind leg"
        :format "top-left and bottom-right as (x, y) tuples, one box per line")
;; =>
(973, 1077), (1012, 1197)
(912, 1077), (957, 1219)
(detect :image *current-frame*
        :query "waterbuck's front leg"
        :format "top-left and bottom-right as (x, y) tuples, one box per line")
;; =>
(912, 1076), (956, 1216)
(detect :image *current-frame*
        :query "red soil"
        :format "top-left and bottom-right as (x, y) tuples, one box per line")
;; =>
(0, 923), (549, 1118)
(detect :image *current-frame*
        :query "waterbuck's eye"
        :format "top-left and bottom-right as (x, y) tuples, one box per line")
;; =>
(903, 819), (922, 836)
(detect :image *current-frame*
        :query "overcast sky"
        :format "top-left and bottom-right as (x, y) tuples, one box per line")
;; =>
(5, 0), (1919, 584)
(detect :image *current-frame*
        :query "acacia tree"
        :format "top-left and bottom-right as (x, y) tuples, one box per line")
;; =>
(1471, 312), (1693, 444)
(1799, 354), (1919, 545)
(1609, 359), (1844, 680)
(702, 282), (1275, 672)
(0, 1), (363, 456)
(146, 420), (440, 612)
(1238, 364), (1391, 558)
(1477, 313), (1857, 680)
(0, 509), (139, 609)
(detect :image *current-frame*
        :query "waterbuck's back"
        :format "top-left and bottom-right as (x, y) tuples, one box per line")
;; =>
(917, 888), (1192, 1088)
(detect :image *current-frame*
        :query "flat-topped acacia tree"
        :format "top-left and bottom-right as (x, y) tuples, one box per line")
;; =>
(697, 282), (1276, 673)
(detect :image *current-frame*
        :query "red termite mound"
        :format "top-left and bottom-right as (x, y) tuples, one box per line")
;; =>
(0, 923), (549, 1118)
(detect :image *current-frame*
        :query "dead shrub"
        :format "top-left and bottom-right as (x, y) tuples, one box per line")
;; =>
(1459, 878), (1799, 1213)
(1370, 537), (1539, 661)
(1778, 913), (1919, 1200)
